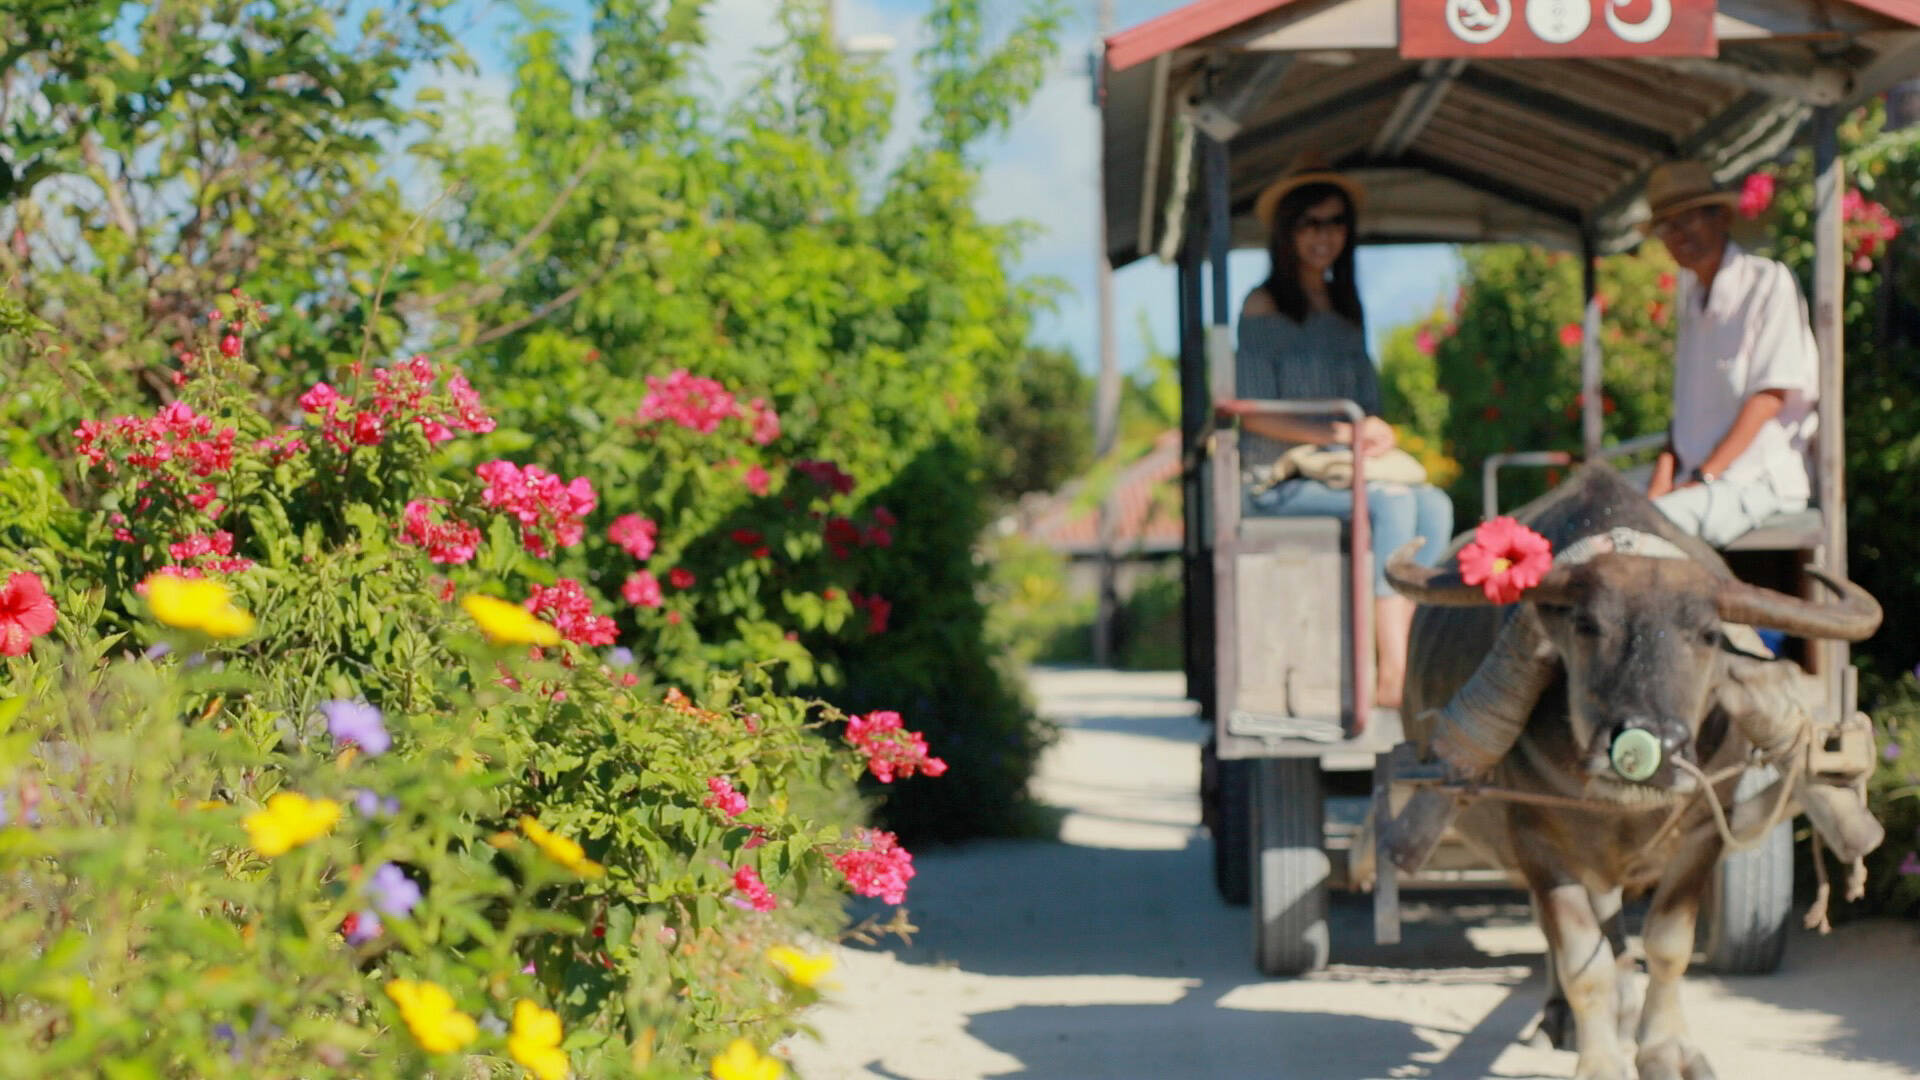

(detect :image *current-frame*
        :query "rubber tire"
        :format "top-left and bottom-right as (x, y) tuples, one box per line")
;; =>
(1212, 756), (1252, 906)
(1251, 757), (1330, 976)
(1700, 765), (1793, 975)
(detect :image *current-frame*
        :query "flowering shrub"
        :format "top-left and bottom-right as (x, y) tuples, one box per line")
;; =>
(0, 324), (953, 1075)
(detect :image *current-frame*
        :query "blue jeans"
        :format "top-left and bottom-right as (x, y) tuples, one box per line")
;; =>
(1248, 479), (1455, 596)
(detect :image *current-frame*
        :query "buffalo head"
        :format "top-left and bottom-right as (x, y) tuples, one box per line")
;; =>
(1387, 531), (1881, 795)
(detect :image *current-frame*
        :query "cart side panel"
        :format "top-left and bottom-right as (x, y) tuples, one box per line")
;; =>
(1216, 512), (1356, 760)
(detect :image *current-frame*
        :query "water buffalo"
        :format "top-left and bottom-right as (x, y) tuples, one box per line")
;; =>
(1385, 465), (1881, 1080)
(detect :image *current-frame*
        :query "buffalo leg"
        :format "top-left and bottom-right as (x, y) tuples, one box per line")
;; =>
(1530, 893), (1575, 1051)
(1530, 876), (1633, 1080)
(1591, 885), (1642, 1050)
(1636, 835), (1719, 1080)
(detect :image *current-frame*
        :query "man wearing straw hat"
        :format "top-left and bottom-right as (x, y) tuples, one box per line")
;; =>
(1641, 160), (1820, 547)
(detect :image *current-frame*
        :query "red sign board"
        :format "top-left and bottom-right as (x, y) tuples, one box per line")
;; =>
(1400, 0), (1717, 59)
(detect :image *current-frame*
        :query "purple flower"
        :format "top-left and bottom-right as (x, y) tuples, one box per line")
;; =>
(1900, 852), (1920, 877)
(144, 642), (172, 660)
(345, 909), (382, 945)
(1887, 742), (1903, 762)
(350, 788), (399, 818)
(608, 646), (635, 667)
(321, 700), (389, 756)
(368, 862), (421, 917)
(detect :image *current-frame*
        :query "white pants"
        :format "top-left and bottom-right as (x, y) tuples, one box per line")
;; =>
(1653, 476), (1807, 547)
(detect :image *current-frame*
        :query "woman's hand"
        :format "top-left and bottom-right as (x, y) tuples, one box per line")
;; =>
(1357, 416), (1397, 457)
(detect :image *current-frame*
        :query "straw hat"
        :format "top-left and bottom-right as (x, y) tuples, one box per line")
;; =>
(1639, 160), (1739, 232)
(1253, 152), (1366, 230)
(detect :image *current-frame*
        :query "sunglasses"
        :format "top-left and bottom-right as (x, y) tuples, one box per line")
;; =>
(1294, 211), (1350, 234)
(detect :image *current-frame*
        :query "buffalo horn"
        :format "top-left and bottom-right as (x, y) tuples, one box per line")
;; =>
(1426, 604), (1558, 777)
(1715, 569), (1882, 643)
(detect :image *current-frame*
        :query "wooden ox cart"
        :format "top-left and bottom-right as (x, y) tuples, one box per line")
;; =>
(1096, 0), (1920, 978)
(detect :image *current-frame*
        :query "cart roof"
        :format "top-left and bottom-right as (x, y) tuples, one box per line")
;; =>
(1101, 0), (1920, 266)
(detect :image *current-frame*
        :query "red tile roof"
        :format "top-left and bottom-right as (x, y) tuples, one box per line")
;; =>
(1017, 430), (1186, 556)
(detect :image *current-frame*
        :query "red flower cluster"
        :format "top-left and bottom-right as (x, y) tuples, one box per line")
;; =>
(831, 829), (915, 905)
(849, 591), (891, 634)
(823, 517), (861, 559)
(621, 571), (663, 608)
(523, 579), (618, 645)
(703, 777), (748, 819)
(1738, 172), (1775, 219)
(844, 710), (946, 784)
(297, 356), (494, 451)
(0, 572), (57, 656)
(1842, 189), (1901, 272)
(74, 401), (237, 478)
(667, 567), (695, 590)
(1557, 323), (1583, 348)
(476, 461), (596, 557)
(1458, 517), (1552, 604)
(399, 499), (481, 565)
(731, 865), (777, 912)
(794, 459), (855, 495)
(607, 513), (658, 561)
(634, 369), (783, 447)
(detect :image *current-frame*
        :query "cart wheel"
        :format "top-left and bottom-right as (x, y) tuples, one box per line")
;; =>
(1251, 757), (1329, 976)
(1700, 765), (1792, 975)
(1212, 754), (1252, 906)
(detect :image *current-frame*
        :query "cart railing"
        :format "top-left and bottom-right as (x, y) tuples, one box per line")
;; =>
(1481, 431), (1669, 520)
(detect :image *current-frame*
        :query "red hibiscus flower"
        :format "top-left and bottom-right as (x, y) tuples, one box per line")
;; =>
(1457, 517), (1552, 604)
(1557, 323), (1583, 348)
(0, 571), (57, 656)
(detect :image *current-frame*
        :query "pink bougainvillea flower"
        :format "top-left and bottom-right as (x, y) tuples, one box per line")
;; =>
(636, 369), (739, 434)
(704, 777), (749, 819)
(667, 567), (695, 590)
(1457, 517), (1552, 604)
(608, 513), (658, 561)
(730, 528), (763, 547)
(1415, 327), (1437, 357)
(1557, 323), (1583, 348)
(524, 579), (618, 645)
(0, 572), (58, 656)
(832, 829), (915, 904)
(622, 571), (663, 609)
(1738, 171), (1775, 219)
(823, 517), (861, 559)
(731, 865), (777, 911)
(476, 461), (596, 557)
(843, 710), (946, 784)
(744, 397), (782, 446)
(399, 499), (481, 565)
(743, 464), (771, 497)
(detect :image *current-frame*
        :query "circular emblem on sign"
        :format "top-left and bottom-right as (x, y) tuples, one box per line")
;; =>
(1606, 0), (1672, 43)
(1525, 0), (1590, 43)
(1446, 0), (1511, 44)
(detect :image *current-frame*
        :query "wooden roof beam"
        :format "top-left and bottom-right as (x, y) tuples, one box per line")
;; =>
(1451, 67), (1683, 155)
(1369, 59), (1466, 160)
(1192, 53), (1296, 141)
(1227, 65), (1422, 155)
(1343, 149), (1588, 226)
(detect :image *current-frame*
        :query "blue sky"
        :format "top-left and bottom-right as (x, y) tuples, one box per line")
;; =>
(413, 0), (1459, 373)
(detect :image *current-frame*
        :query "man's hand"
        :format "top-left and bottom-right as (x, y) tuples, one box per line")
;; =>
(1648, 449), (1678, 499)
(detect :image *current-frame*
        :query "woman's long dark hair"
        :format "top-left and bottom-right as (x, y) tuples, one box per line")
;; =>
(1259, 181), (1364, 329)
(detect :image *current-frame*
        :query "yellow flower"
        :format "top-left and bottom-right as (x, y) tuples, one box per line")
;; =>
(461, 593), (561, 646)
(710, 1039), (784, 1080)
(507, 999), (570, 1080)
(144, 573), (255, 637)
(766, 946), (837, 990)
(242, 792), (341, 857)
(519, 816), (604, 878)
(384, 979), (478, 1055)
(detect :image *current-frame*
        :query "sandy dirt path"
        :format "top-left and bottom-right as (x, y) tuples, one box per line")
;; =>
(783, 667), (1920, 1080)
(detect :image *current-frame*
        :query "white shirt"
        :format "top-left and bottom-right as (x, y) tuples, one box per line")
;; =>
(1672, 242), (1819, 500)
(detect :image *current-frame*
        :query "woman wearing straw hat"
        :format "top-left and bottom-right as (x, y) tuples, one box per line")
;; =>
(1225, 157), (1453, 709)
(1640, 160), (1818, 547)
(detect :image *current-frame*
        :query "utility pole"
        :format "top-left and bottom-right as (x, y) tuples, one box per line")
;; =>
(1091, 0), (1122, 667)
